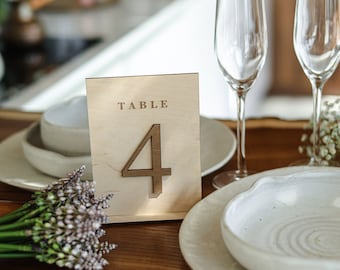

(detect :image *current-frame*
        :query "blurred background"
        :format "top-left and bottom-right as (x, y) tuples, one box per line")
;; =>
(0, 0), (339, 119)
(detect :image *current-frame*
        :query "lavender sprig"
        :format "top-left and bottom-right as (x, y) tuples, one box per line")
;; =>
(0, 166), (116, 270)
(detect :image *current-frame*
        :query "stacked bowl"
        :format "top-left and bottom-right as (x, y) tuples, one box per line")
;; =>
(22, 96), (92, 179)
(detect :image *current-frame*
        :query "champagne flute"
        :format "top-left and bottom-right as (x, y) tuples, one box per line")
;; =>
(293, 0), (340, 165)
(213, 0), (268, 188)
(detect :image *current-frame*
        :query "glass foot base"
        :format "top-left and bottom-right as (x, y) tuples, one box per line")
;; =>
(212, 170), (254, 189)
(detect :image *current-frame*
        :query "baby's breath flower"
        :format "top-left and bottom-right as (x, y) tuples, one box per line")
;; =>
(299, 98), (340, 164)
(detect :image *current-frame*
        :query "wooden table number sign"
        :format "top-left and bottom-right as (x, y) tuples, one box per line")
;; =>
(86, 73), (201, 223)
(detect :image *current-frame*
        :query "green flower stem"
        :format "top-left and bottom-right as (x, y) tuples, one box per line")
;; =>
(17, 206), (47, 222)
(0, 230), (30, 241)
(0, 253), (37, 259)
(4, 202), (31, 215)
(0, 243), (35, 253)
(0, 204), (32, 225)
(0, 219), (35, 232)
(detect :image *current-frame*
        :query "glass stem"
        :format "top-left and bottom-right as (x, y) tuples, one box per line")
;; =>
(310, 79), (324, 165)
(236, 90), (248, 177)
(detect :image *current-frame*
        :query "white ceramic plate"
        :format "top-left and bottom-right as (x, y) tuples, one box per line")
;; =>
(200, 116), (236, 176)
(0, 129), (56, 191)
(179, 166), (340, 270)
(0, 116), (235, 191)
(221, 169), (340, 270)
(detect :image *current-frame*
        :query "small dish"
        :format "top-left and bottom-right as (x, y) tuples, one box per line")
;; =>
(40, 96), (90, 156)
(221, 170), (340, 270)
(22, 123), (92, 180)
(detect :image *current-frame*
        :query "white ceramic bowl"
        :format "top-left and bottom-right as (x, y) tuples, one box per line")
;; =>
(22, 123), (92, 180)
(40, 96), (90, 156)
(221, 169), (340, 270)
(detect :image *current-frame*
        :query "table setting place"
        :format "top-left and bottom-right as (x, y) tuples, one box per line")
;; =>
(1, 0), (340, 270)
(181, 0), (340, 269)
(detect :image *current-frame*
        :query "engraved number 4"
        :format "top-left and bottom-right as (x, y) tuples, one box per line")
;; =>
(121, 124), (172, 197)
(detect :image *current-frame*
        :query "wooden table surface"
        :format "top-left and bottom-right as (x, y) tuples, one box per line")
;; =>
(0, 110), (306, 269)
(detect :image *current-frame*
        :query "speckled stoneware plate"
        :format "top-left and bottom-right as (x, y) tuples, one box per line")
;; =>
(179, 166), (340, 270)
(221, 168), (340, 270)
(0, 116), (236, 191)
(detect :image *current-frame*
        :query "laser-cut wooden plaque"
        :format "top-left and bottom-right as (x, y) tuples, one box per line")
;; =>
(86, 73), (201, 223)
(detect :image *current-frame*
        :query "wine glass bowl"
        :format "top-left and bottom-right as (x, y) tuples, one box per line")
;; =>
(215, 3), (267, 92)
(293, 0), (340, 165)
(294, 1), (340, 81)
(213, 0), (268, 188)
